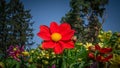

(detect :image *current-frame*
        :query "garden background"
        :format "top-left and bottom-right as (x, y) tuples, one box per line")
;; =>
(21, 0), (120, 48)
(0, 0), (120, 68)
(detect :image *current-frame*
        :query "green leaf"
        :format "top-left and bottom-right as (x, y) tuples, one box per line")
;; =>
(61, 58), (67, 68)
(16, 62), (20, 68)
(79, 61), (85, 68)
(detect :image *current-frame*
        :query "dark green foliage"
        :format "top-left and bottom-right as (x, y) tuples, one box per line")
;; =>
(61, 0), (108, 43)
(0, 0), (34, 54)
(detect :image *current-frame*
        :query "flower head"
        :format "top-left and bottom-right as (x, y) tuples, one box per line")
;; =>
(37, 22), (75, 54)
(84, 42), (93, 50)
(7, 45), (24, 61)
(95, 44), (112, 54)
(96, 54), (113, 62)
(88, 44), (113, 62)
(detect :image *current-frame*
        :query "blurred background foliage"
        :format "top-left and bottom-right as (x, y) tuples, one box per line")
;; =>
(0, 0), (120, 68)
(0, 0), (34, 57)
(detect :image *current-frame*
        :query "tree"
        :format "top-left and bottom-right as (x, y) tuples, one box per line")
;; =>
(61, 0), (108, 43)
(0, 0), (34, 55)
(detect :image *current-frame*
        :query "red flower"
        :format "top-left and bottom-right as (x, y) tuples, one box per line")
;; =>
(93, 44), (113, 62)
(102, 54), (113, 62)
(95, 44), (112, 54)
(37, 22), (75, 54)
(96, 54), (113, 62)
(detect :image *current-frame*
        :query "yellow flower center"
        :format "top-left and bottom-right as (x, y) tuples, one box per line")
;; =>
(51, 33), (62, 42)
(13, 48), (17, 51)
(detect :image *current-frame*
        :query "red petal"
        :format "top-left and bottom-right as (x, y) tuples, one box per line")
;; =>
(102, 54), (113, 62)
(42, 41), (56, 49)
(50, 22), (59, 33)
(100, 48), (112, 54)
(61, 30), (75, 40)
(59, 23), (71, 32)
(59, 41), (74, 49)
(59, 23), (75, 40)
(95, 44), (101, 50)
(54, 43), (63, 54)
(37, 25), (51, 40)
(13, 56), (20, 62)
(96, 55), (102, 62)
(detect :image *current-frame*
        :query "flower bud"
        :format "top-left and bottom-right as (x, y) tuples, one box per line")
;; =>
(98, 35), (102, 38)
(117, 45), (120, 49)
(88, 52), (94, 58)
(89, 46), (95, 51)
(51, 52), (55, 55)
(28, 57), (33, 63)
(117, 33), (120, 37)
(31, 50), (34, 53)
(42, 60), (49, 65)
(22, 51), (29, 56)
(77, 58), (82, 62)
(72, 36), (77, 42)
(45, 54), (49, 59)
(39, 45), (44, 50)
(37, 56), (40, 59)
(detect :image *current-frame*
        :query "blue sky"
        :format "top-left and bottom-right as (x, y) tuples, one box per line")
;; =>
(103, 0), (120, 32)
(20, 0), (120, 48)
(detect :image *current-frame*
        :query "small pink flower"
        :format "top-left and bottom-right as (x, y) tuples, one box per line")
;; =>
(7, 45), (24, 61)
(48, 64), (56, 68)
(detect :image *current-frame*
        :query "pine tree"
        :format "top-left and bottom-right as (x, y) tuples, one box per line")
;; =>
(0, 0), (7, 54)
(61, 0), (108, 43)
(0, 0), (34, 54)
